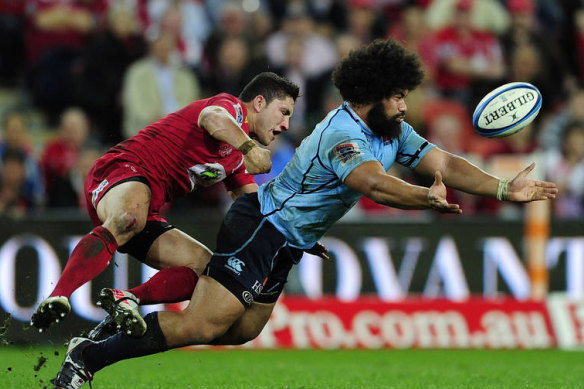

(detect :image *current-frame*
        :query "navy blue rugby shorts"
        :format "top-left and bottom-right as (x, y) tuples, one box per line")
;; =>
(204, 192), (303, 307)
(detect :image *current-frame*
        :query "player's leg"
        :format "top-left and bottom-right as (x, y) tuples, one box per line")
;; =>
(212, 244), (299, 345)
(94, 226), (212, 336)
(31, 180), (151, 331)
(212, 301), (276, 345)
(53, 275), (246, 388)
(124, 228), (212, 304)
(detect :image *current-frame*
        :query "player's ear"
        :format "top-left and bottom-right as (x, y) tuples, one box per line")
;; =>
(252, 95), (265, 112)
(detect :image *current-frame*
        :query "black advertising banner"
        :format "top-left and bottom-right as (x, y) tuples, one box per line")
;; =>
(0, 214), (582, 343)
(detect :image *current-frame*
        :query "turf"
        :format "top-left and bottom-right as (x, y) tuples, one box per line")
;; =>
(1, 346), (583, 389)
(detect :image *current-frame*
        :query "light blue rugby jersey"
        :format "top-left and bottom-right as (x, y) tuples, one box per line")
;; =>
(257, 102), (435, 249)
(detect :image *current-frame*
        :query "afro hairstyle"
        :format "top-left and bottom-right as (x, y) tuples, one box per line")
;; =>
(331, 39), (424, 105)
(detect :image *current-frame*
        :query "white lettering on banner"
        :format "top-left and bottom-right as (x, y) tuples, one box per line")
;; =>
(397, 238), (425, 293)
(379, 311), (415, 349)
(423, 237), (469, 300)
(307, 311), (354, 348)
(362, 238), (405, 300)
(511, 312), (553, 348)
(546, 238), (584, 299)
(0, 234), (61, 321)
(546, 294), (584, 349)
(256, 300), (553, 349)
(299, 237), (361, 301)
(483, 238), (530, 299)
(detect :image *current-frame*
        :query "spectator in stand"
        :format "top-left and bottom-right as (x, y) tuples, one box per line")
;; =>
(121, 31), (200, 138)
(25, 0), (106, 123)
(500, 0), (572, 115)
(387, 3), (437, 83)
(430, 0), (505, 109)
(49, 148), (101, 209)
(203, 2), (251, 76)
(559, 2), (584, 87)
(544, 122), (584, 219)
(204, 36), (266, 97)
(0, 111), (44, 208)
(74, 4), (147, 146)
(264, 2), (337, 81)
(539, 88), (584, 152)
(40, 108), (90, 207)
(507, 44), (560, 117)
(0, 148), (32, 218)
(425, 0), (510, 35)
(345, 0), (388, 44)
(0, 0), (26, 85)
(265, 2), (338, 140)
(146, 1), (212, 70)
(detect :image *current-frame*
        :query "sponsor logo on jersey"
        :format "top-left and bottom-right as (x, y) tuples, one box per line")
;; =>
(225, 256), (245, 275)
(234, 103), (244, 125)
(242, 291), (253, 304)
(187, 163), (226, 190)
(252, 280), (263, 294)
(334, 142), (362, 165)
(91, 179), (109, 208)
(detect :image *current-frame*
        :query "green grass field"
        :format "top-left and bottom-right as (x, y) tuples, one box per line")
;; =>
(1, 346), (583, 389)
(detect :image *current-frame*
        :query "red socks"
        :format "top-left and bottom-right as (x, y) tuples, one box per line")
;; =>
(128, 266), (198, 304)
(50, 226), (118, 298)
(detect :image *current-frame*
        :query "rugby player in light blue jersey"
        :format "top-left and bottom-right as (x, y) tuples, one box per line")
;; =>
(53, 39), (558, 389)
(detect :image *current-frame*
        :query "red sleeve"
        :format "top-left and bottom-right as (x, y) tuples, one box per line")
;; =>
(223, 162), (256, 191)
(204, 94), (248, 134)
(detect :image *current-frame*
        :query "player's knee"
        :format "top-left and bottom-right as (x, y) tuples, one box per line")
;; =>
(179, 321), (228, 345)
(104, 212), (146, 240)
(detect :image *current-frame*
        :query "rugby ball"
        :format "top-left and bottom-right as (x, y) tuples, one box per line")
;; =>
(472, 82), (542, 138)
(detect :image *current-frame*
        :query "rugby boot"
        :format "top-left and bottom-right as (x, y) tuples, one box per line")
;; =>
(52, 337), (94, 389)
(87, 314), (117, 341)
(96, 288), (146, 337)
(31, 296), (71, 332)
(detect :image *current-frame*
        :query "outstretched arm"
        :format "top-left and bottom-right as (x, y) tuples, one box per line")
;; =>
(345, 161), (462, 213)
(414, 148), (558, 202)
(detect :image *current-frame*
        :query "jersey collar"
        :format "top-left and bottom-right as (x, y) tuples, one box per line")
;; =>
(341, 102), (374, 135)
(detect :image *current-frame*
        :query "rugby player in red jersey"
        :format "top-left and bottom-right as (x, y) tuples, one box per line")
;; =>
(31, 72), (301, 333)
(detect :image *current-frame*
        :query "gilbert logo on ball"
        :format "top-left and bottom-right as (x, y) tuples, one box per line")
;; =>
(472, 82), (542, 138)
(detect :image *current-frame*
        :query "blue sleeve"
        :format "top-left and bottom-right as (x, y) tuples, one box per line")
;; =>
(396, 123), (435, 169)
(320, 127), (378, 183)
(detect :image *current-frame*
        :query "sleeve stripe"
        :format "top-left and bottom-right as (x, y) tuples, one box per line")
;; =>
(402, 141), (429, 167)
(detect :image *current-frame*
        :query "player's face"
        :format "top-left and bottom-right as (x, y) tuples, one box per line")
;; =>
(252, 96), (294, 146)
(366, 91), (407, 139)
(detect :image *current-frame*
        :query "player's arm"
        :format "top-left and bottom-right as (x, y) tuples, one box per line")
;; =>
(344, 161), (461, 213)
(414, 148), (558, 202)
(228, 183), (259, 200)
(198, 106), (271, 174)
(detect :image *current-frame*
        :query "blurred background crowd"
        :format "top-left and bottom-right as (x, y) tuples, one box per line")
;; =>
(0, 0), (583, 220)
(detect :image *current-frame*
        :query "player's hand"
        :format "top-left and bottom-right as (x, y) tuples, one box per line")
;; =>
(429, 171), (462, 214)
(244, 145), (272, 175)
(507, 163), (558, 202)
(305, 241), (330, 260)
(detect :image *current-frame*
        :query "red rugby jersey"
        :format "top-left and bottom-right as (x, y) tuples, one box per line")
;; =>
(109, 93), (254, 202)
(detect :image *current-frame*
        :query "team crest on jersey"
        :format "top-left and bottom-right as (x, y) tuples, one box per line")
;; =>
(233, 103), (244, 125)
(219, 144), (233, 157)
(334, 143), (362, 165)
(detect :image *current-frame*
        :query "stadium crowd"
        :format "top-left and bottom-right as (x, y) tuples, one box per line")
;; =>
(0, 0), (583, 219)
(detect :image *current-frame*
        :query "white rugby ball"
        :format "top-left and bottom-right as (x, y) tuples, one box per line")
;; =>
(472, 82), (542, 138)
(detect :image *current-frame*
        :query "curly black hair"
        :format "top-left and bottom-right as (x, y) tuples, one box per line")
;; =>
(332, 39), (424, 105)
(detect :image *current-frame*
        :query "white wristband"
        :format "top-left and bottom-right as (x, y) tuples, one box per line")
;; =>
(496, 178), (509, 201)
